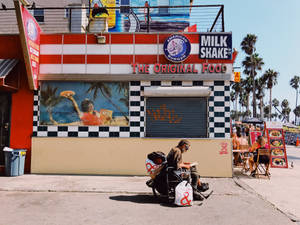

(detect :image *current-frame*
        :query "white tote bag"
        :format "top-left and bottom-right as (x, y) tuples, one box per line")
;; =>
(174, 181), (193, 206)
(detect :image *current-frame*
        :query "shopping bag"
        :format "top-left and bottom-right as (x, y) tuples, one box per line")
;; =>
(174, 181), (193, 206)
(145, 159), (163, 179)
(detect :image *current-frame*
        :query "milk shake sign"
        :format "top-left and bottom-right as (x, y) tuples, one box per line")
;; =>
(199, 33), (232, 60)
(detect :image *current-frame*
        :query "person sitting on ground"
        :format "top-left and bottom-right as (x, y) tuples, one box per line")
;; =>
(167, 139), (209, 195)
(248, 136), (270, 177)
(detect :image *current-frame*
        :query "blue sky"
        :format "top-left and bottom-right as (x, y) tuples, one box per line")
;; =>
(195, 0), (300, 120)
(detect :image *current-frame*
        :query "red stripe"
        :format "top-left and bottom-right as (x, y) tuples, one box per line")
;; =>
(135, 55), (158, 64)
(111, 55), (133, 64)
(63, 55), (85, 64)
(135, 34), (157, 44)
(63, 34), (86, 44)
(111, 34), (133, 44)
(86, 34), (110, 44)
(158, 34), (171, 44)
(183, 34), (199, 44)
(40, 55), (61, 64)
(87, 55), (109, 64)
(40, 34), (63, 44)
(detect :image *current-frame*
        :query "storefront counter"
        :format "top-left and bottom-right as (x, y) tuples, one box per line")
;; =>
(31, 137), (232, 177)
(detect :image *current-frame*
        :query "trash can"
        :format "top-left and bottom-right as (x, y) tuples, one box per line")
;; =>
(3, 147), (27, 177)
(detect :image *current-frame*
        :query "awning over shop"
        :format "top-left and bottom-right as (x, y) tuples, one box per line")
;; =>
(0, 59), (19, 92)
(144, 86), (211, 97)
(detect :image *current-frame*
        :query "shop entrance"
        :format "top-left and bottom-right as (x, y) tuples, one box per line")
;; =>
(0, 93), (11, 165)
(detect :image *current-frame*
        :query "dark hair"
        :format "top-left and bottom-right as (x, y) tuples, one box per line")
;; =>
(81, 99), (94, 112)
(256, 136), (264, 145)
(237, 132), (242, 138)
(178, 139), (190, 147)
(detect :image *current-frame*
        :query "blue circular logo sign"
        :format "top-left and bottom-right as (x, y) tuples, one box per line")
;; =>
(163, 34), (191, 63)
(26, 19), (38, 41)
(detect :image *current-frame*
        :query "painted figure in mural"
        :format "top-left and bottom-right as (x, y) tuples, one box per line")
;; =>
(60, 91), (111, 126)
(167, 139), (209, 198)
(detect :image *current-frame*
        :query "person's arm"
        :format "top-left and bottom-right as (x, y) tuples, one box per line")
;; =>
(66, 96), (82, 117)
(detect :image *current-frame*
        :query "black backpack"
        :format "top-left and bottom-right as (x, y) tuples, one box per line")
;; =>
(147, 151), (166, 165)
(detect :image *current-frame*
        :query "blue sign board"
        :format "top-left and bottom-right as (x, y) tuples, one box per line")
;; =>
(163, 34), (191, 63)
(199, 33), (232, 60)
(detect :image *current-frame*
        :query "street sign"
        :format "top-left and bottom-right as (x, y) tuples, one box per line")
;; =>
(234, 72), (240, 82)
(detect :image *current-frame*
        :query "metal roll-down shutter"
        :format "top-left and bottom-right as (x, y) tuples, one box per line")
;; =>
(146, 97), (208, 138)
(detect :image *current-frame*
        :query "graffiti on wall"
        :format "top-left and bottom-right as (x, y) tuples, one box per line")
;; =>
(40, 82), (129, 126)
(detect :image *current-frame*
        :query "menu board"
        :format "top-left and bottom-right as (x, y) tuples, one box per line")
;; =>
(266, 128), (288, 168)
(249, 131), (262, 145)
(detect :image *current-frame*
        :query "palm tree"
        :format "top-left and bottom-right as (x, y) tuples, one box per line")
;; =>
(86, 82), (129, 122)
(242, 53), (264, 117)
(281, 99), (291, 122)
(255, 77), (266, 120)
(241, 76), (252, 114)
(290, 76), (300, 124)
(40, 85), (63, 124)
(294, 106), (300, 125)
(263, 69), (279, 121)
(231, 82), (242, 112)
(241, 34), (257, 55)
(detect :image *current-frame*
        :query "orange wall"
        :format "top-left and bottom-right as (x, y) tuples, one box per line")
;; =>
(0, 35), (33, 173)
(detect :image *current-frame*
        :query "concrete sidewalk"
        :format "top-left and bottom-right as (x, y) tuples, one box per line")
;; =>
(234, 145), (300, 223)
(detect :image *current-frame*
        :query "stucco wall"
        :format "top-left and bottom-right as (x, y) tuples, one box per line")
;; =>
(31, 137), (232, 177)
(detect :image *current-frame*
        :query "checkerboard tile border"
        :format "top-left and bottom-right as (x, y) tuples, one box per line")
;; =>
(33, 81), (230, 138)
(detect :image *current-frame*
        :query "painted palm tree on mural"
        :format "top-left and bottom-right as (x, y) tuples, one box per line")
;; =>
(290, 76), (300, 124)
(40, 85), (63, 125)
(241, 34), (264, 118)
(86, 82), (129, 122)
(263, 69), (278, 121)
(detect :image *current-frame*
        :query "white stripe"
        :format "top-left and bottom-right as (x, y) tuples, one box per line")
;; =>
(130, 117), (141, 122)
(214, 117), (225, 122)
(209, 122), (214, 127)
(214, 107), (226, 112)
(40, 45), (63, 55)
(86, 64), (109, 74)
(120, 132), (130, 137)
(62, 64), (85, 73)
(58, 132), (68, 137)
(40, 64), (62, 74)
(214, 96), (225, 101)
(87, 44), (110, 55)
(214, 86), (225, 91)
(190, 44), (199, 55)
(135, 44), (158, 54)
(214, 128), (225, 133)
(111, 44), (134, 55)
(110, 64), (132, 74)
(62, 45), (86, 55)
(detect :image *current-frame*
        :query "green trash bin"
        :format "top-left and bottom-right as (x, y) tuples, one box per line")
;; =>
(3, 147), (27, 177)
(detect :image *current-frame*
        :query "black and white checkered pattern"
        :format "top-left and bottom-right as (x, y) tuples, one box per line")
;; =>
(33, 80), (230, 138)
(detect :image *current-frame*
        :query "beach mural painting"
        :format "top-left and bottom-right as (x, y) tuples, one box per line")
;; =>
(40, 82), (129, 126)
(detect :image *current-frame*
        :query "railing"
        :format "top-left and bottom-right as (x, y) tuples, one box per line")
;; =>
(0, 5), (224, 34)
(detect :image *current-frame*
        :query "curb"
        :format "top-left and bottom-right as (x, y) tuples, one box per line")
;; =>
(233, 176), (300, 223)
(0, 188), (153, 195)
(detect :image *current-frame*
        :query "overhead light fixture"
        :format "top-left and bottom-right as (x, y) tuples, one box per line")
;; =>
(95, 35), (106, 44)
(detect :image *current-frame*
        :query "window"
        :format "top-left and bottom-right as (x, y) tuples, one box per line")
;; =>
(120, 0), (130, 14)
(64, 8), (69, 18)
(34, 9), (44, 23)
(146, 97), (208, 138)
